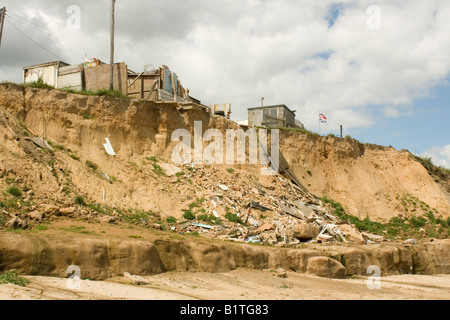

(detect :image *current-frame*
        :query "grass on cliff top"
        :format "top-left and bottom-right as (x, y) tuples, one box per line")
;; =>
(256, 126), (320, 137)
(22, 78), (54, 90)
(322, 196), (450, 240)
(410, 154), (450, 178)
(16, 79), (129, 99)
(60, 88), (129, 99)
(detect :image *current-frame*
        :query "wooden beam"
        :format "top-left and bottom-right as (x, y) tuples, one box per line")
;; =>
(171, 72), (177, 102)
(145, 81), (158, 100)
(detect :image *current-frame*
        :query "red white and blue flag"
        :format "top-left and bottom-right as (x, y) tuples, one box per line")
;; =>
(319, 113), (327, 123)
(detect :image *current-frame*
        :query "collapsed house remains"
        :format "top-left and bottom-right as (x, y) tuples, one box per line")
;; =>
(23, 60), (203, 105)
(155, 162), (379, 247)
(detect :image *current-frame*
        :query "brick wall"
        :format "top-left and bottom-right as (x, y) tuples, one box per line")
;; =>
(84, 62), (128, 94)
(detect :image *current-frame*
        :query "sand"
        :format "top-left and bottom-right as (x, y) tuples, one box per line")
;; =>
(1, 270), (449, 300)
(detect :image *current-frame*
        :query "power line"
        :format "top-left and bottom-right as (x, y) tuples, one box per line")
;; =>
(6, 12), (141, 72)
(5, 18), (68, 62)
(6, 13), (110, 61)
(4, 10), (142, 73)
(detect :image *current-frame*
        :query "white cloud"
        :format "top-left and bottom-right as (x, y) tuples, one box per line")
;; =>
(421, 145), (450, 169)
(2, 0), (450, 133)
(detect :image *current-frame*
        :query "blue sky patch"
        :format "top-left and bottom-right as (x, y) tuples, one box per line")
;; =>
(325, 3), (348, 28)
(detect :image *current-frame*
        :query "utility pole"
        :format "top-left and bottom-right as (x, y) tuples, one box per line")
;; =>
(0, 7), (6, 49)
(110, 0), (115, 90)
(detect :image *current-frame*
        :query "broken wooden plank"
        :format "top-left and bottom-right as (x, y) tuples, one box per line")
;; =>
(279, 204), (305, 220)
(145, 81), (158, 100)
(288, 181), (299, 197)
(31, 137), (53, 150)
(250, 202), (271, 212)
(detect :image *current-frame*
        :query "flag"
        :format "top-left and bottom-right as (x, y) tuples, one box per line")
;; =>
(319, 113), (327, 123)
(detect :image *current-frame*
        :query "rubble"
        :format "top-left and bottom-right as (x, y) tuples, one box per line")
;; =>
(31, 137), (53, 150)
(123, 272), (150, 286)
(159, 163), (183, 177)
(162, 163), (375, 247)
(4, 214), (28, 230)
(273, 268), (288, 278)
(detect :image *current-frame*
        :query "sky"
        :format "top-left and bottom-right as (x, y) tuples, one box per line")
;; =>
(0, 0), (449, 168)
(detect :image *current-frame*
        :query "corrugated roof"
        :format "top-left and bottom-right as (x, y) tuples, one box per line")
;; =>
(23, 61), (70, 70)
(248, 104), (296, 115)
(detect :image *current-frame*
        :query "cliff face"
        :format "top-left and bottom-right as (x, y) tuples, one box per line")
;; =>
(1, 233), (449, 279)
(280, 132), (450, 221)
(0, 83), (448, 221)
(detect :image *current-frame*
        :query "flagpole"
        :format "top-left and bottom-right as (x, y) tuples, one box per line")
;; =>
(319, 111), (321, 136)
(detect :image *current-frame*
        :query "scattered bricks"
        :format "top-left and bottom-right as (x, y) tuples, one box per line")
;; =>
(59, 207), (76, 217)
(98, 215), (116, 224)
(258, 223), (274, 233)
(41, 204), (60, 216)
(27, 210), (43, 222)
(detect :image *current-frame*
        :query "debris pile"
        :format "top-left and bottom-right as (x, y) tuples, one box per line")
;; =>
(169, 164), (371, 246)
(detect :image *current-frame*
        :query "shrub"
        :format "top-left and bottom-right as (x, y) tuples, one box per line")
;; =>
(86, 160), (98, 171)
(7, 187), (22, 198)
(197, 214), (221, 225)
(167, 216), (177, 224)
(23, 78), (54, 90)
(121, 210), (153, 225)
(224, 210), (244, 225)
(146, 156), (158, 163)
(436, 218), (449, 228)
(188, 198), (206, 209)
(0, 270), (30, 287)
(182, 209), (196, 220)
(74, 195), (87, 206)
(152, 164), (166, 176)
(426, 211), (436, 223)
(322, 196), (385, 234)
(409, 216), (427, 228)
